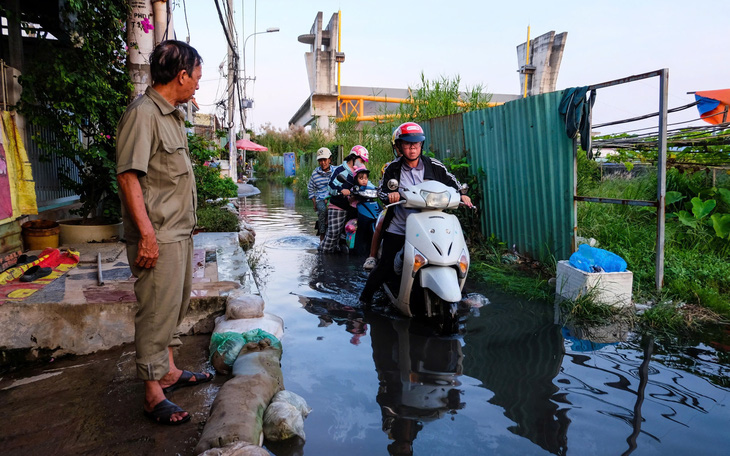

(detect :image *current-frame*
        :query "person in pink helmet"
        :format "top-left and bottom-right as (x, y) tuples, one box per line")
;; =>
(320, 145), (369, 253)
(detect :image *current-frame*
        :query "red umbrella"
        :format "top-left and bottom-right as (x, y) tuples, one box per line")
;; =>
(235, 138), (268, 151)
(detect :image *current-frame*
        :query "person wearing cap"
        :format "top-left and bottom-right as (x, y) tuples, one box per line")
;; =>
(359, 122), (472, 305)
(308, 147), (333, 241)
(321, 145), (369, 253)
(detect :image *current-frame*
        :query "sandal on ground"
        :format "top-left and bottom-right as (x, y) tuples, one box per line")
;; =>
(162, 370), (213, 394)
(19, 265), (52, 282)
(363, 257), (377, 270)
(143, 399), (190, 425)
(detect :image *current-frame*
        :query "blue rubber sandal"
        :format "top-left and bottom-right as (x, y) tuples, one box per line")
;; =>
(143, 399), (190, 425)
(162, 370), (213, 394)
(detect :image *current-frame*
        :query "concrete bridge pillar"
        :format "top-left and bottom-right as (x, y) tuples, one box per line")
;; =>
(517, 31), (567, 97)
(295, 12), (342, 134)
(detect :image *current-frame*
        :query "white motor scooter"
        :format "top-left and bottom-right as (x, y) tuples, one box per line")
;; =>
(382, 179), (470, 332)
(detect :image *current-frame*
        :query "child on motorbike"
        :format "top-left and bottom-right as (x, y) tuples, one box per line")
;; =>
(321, 145), (369, 253)
(349, 167), (376, 204)
(349, 166), (381, 256)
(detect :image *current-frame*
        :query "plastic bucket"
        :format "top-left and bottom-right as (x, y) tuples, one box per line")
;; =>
(21, 220), (60, 250)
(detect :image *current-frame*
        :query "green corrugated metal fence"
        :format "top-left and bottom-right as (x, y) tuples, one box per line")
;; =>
(420, 113), (466, 161)
(463, 91), (574, 261)
(421, 92), (573, 261)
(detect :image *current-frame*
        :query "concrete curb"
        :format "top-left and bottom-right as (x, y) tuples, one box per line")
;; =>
(0, 232), (256, 364)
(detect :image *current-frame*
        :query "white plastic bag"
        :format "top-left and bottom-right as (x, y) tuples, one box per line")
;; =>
(271, 390), (311, 418)
(262, 401), (305, 441)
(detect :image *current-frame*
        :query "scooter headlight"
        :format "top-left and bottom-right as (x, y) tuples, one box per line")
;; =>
(420, 190), (450, 208)
(458, 249), (469, 278)
(412, 247), (428, 278)
(359, 189), (378, 198)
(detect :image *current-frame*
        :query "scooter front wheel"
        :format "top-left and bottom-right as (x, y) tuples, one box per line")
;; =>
(424, 289), (460, 335)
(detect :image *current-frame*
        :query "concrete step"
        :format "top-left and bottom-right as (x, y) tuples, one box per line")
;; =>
(0, 232), (256, 363)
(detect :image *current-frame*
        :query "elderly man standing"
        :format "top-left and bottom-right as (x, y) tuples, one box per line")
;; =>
(116, 40), (211, 425)
(308, 147), (333, 241)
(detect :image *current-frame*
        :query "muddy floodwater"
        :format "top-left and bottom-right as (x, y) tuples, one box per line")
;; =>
(246, 181), (730, 456)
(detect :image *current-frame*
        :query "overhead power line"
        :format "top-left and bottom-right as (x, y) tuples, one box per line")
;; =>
(213, 0), (239, 59)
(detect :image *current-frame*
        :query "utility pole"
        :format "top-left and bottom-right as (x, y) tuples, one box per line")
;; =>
(226, 0), (238, 182)
(127, 0), (155, 98)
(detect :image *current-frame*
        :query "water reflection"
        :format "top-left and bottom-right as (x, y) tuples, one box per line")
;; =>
(243, 180), (730, 456)
(462, 297), (568, 455)
(368, 314), (465, 455)
(298, 295), (368, 345)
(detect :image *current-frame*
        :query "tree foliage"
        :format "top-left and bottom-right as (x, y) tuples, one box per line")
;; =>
(188, 133), (237, 203)
(17, 0), (131, 222)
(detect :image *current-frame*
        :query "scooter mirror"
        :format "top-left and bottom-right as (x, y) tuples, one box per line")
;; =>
(460, 183), (469, 194)
(387, 179), (399, 191)
(336, 174), (348, 183)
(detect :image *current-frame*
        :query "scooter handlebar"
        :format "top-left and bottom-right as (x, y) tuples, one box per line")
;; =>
(385, 200), (407, 209)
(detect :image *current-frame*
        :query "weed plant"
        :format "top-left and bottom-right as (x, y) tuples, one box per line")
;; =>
(558, 290), (630, 328)
(196, 204), (239, 233)
(468, 234), (553, 301)
(577, 165), (730, 328)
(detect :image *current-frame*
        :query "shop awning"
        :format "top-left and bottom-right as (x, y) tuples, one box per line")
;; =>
(235, 138), (268, 151)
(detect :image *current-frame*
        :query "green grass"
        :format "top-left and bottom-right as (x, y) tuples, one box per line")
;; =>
(467, 166), (730, 336)
(470, 262), (552, 301)
(558, 291), (631, 328)
(468, 235), (553, 301)
(576, 170), (730, 333)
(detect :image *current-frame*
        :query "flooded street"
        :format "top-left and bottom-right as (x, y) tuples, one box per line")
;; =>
(246, 181), (730, 456)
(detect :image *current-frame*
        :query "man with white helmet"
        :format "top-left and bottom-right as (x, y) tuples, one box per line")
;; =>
(359, 122), (472, 304)
(320, 145), (369, 253)
(308, 147), (333, 241)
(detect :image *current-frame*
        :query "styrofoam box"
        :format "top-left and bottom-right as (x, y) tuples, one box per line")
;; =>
(556, 260), (633, 308)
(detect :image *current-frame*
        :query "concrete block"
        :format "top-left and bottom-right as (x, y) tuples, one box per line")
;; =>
(556, 260), (633, 308)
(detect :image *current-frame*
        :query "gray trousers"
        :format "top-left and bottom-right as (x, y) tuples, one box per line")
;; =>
(127, 237), (193, 380)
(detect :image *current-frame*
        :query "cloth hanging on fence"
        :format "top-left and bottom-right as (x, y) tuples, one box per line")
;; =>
(558, 87), (596, 157)
(695, 89), (730, 125)
(0, 111), (37, 221)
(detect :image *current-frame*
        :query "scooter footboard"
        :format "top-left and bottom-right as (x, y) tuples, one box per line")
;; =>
(419, 267), (462, 303)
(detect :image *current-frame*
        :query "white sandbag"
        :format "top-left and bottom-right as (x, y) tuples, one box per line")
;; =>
(271, 390), (311, 418)
(196, 440), (269, 456)
(195, 347), (284, 454)
(226, 291), (265, 320)
(262, 401), (305, 442)
(214, 313), (284, 340)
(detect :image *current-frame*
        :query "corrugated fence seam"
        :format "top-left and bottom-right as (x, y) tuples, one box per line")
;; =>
(461, 91), (574, 261)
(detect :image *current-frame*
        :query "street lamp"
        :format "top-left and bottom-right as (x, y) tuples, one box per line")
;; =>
(242, 27), (279, 129)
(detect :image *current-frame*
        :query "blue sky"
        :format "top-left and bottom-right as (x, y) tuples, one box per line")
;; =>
(173, 0), (729, 134)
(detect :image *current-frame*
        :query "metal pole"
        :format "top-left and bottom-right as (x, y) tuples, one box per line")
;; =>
(523, 25), (530, 98)
(226, 0), (237, 182)
(242, 34), (249, 129)
(572, 138), (578, 253)
(655, 69), (669, 291)
(337, 10), (342, 97)
(241, 28), (279, 131)
(97, 253), (104, 286)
